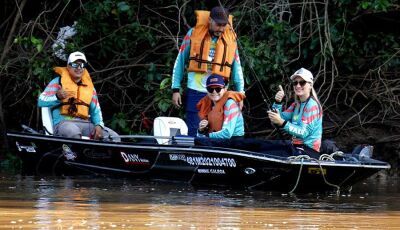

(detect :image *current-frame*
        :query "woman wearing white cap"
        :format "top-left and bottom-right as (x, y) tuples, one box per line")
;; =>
(267, 68), (323, 157)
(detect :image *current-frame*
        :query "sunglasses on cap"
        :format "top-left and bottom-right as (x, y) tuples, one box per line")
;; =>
(206, 87), (223, 93)
(291, 80), (308, 87)
(69, 62), (86, 69)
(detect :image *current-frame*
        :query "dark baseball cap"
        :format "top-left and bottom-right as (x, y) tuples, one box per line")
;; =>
(210, 6), (229, 24)
(206, 74), (225, 87)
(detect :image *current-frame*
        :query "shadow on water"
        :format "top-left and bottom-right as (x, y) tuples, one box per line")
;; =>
(0, 173), (399, 228)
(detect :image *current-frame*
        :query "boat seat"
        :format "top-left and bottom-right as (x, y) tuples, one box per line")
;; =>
(41, 107), (54, 135)
(153, 117), (188, 144)
(41, 107), (90, 139)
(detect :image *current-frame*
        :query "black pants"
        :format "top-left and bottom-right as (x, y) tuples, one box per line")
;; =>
(293, 144), (321, 159)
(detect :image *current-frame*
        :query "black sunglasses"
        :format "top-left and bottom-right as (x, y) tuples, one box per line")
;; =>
(206, 87), (223, 93)
(292, 80), (307, 87)
(69, 62), (86, 69)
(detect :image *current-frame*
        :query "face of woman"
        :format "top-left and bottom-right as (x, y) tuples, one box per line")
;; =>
(206, 86), (226, 102)
(292, 76), (312, 100)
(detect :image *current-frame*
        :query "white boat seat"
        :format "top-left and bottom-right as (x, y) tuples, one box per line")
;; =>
(153, 117), (188, 144)
(41, 107), (54, 135)
(41, 107), (90, 139)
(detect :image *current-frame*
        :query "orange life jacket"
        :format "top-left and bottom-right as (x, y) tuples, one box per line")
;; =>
(197, 91), (245, 133)
(187, 10), (237, 80)
(55, 67), (94, 119)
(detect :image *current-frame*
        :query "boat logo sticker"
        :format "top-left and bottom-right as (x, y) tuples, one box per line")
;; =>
(15, 142), (36, 153)
(307, 167), (326, 175)
(169, 154), (186, 161)
(244, 167), (256, 175)
(121, 152), (150, 165)
(62, 144), (77, 161)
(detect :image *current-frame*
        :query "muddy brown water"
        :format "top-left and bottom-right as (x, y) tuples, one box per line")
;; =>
(0, 174), (399, 229)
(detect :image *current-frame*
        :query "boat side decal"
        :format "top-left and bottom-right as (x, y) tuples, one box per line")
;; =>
(307, 167), (326, 175)
(169, 154), (236, 168)
(15, 142), (36, 153)
(197, 169), (226, 174)
(62, 144), (77, 161)
(121, 152), (150, 165)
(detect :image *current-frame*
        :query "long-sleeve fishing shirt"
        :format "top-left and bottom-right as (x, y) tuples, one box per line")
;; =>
(198, 99), (244, 139)
(272, 97), (322, 152)
(38, 76), (104, 127)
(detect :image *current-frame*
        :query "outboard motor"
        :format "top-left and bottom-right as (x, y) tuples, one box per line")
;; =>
(352, 144), (374, 160)
(359, 145), (374, 159)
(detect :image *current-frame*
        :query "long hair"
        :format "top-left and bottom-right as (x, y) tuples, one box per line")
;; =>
(293, 85), (323, 115)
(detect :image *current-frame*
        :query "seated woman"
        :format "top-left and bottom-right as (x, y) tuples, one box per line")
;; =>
(196, 74), (245, 139)
(267, 68), (323, 157)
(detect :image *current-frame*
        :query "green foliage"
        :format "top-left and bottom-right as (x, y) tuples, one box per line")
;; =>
(14, 36), (43, 52)
(110, 112), (131, 133)
(156, 77), (172, 113)
(1, 0), (400, 138)
(359, 0), (391, 10)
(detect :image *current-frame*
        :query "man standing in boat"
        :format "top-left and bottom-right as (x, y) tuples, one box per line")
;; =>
(171, 6), (245, 136)
(38, 51), (120, 141)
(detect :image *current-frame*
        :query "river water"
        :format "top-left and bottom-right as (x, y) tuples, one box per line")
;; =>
(0, 173), (399, 229)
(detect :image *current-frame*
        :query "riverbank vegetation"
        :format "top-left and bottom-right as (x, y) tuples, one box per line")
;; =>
(0, 0), (399, 172)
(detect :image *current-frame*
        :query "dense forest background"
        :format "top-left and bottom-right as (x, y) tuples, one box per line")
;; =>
(0, 0), (399, 172)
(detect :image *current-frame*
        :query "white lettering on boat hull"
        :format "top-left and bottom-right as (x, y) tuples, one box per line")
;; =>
(121, 152), (149, 165)
(169, 154), (236, 168)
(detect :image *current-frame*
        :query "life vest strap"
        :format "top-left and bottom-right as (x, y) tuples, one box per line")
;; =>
(57, 97), (90, 116)
(188, 57), (232, 68)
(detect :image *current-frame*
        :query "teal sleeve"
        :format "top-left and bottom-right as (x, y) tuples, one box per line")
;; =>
(38, 77), (62, 108)
(230, 48), (245, 93)
(89, 88), (105, 127)
(171, 29), (192, 90)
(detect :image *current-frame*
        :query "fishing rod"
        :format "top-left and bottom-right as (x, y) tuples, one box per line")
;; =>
(216, 0), (273, 110)
(216, 1), (287, 139)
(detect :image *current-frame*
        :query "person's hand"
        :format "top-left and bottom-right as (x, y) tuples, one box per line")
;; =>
(198, 119), (209, 131)
(172, 92), (182, 108)
(275, 85), (285, 103)
(267, 109), (285, 127)
(93, 125), (104, 140)
(56, 88), (74, 100)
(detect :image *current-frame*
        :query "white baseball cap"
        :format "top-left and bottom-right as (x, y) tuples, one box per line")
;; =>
(68, 51), (87, 63)
(290, 68), (313, 83)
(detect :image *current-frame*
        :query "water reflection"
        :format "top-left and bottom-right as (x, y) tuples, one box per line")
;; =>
(0, 174), (399, 228)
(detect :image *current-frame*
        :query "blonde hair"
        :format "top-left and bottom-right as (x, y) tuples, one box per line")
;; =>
(294, 85), (322, 114)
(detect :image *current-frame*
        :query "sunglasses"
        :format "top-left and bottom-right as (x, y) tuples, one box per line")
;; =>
(69, 62), (86, 69)
(206, 87), (223, 93)
(292, 80), (308, 87)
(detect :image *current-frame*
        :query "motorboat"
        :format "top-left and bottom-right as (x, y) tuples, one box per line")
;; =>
(6, 110), (391, 193)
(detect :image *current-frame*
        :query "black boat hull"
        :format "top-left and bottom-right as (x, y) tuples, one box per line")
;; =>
(7, 132), (390, 193)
